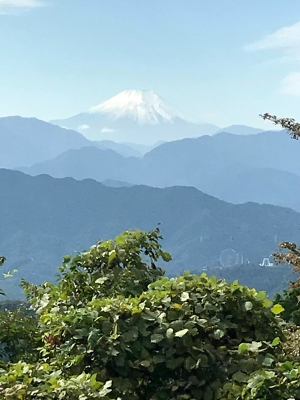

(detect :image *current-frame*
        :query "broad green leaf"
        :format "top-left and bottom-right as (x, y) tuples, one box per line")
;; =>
(247, 374), (266, 389)
(248, 341), (262, 352)
(140, 360), (151, 367)
(63, 255), (72, 263)
(151, 333), (164, 343)
(209, 276), (217, 286)
(123, 330), (138, 343)
(262, 356), (274, 367)
(212, 329), (225, 339)
(203, 386), (213, 400)
(238, 343), (249, 354)
(142, 310), (157, 321)
(185, 356), (197, 371)
(175, 328), (189, 337)
(153, 354), (165, 364)
(232, 371), (249, 383)
(166, 356), (185, 369)
(172, 303), (182, 309)
(271, 304), (285, 315)
(256, 291), (266, 301)
(197, 318), (208, 327)
(108, 250), (116, 264)
(95, 277), (108, 285)
(180, 292), (190, 302)
(262, 299), (273, 307)
(271, 337), (281, 347)
(166, 328), (174, 339)
(161, 251), (172, 262)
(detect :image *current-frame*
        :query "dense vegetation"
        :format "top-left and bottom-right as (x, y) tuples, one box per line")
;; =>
(0, 226), (298, 399)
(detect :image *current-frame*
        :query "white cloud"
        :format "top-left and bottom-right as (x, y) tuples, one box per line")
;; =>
(0, 0), (43, 9)
(77, 124), (90, 130)
(244, 21), (300, 96)
(280, 72), (300, 96)
(244, 21), (300, 52)
(101, 127), (115, 133)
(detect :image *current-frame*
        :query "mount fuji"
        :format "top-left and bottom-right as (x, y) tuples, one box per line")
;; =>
(50, 90), (220, 144)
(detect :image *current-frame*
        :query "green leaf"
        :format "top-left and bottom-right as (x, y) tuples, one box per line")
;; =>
(153, 355), (165, 364)
(175, 328), (189, 338)
(262, 356), (274, 367)
(203, 386), (213, 400)
(271, 337), (281, 347)
(185, 356), (197, 371)
(161, 251), (172, 262)
(140, 360), (151, 367)
(232, 371), (249, 383)
(108, 250), (116, 264)
(95, 277), (108, 285)
(167, 356), (185, 369)
(39, 294), (49, 308)
(63, 255), (72, 263)
(142, 310), (157, 321)
(197, 318), (208, 327)
(212, 329), (225, 339)
(271, 304), (285, 315)
(115, 355), (125, 367)
(263, 299), (273, 307)
(123, 330), (138, 343)
(247, 373), (266, 389)
(166, 328), (174, 339)
(209, 276), (217, 286)
(256, 291), (266, 301)
(238, 343), (249, 354)
(180, 292), (190, 302)
(151, 334), (164, 343)
(248, 341), (262, 352)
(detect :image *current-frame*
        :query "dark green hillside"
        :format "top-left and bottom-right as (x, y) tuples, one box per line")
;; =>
(0, 168), (299, 298)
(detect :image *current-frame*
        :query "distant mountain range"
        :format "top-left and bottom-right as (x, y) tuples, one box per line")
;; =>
(0, 116), (90, 168)
(0, 112), (268, 170)
(50, 90), (220, 144)
(2, 113), (299, 214)
(0, 116), (157, 169)
(93, 140), (143, 157)
(19, 129), (300, 212)
(215, 125), (265, 135)
(1, 169), (299, 299)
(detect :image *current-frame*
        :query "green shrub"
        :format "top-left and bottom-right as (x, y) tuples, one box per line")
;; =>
(0, 230), (287, 399)
(26, 274), (284, 399)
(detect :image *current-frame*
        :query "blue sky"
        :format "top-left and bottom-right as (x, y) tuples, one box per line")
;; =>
(1, 0), (300, 129)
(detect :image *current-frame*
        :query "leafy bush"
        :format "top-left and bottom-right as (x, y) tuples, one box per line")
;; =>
(0, 229), (289, 399)
(18, 279), (284, 398)
(274, 286), (300, 325)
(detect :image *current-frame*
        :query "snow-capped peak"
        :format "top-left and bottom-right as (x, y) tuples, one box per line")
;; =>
(89, 90), (187, 125)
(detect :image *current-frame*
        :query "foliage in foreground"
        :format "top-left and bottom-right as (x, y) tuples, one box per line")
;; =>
(0, 227), (295, 399)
